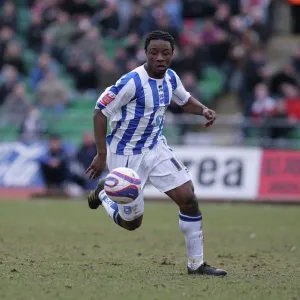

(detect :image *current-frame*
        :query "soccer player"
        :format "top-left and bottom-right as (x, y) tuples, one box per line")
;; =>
(86, 31), (227, 276)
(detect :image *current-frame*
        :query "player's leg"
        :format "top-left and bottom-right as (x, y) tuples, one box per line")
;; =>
(165, 181), (226, 275)
(148, 142), (227, 276)
(100, 188), (144, 231)
(87, 151), (146, 231)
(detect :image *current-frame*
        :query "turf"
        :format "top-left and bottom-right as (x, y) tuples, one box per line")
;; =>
(0, 200), (299, 300)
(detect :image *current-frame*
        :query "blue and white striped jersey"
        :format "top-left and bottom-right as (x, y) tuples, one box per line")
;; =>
(95, 65), (190, 155)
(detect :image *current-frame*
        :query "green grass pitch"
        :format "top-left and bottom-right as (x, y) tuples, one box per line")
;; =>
(0, 200), (300, 300)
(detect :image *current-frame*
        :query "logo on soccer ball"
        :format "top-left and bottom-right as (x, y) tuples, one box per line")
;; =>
(104, 167), (141, 205)
(100, 91), (116, 106)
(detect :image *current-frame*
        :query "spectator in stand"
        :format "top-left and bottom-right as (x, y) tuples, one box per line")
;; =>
(175, 44), (202, 78)
(76, 131), (97, 171)
(282, 84), (300, 122)
(125, 58), (140, 73)
(39, 134), (70, 192)
(60, 0), (93, 18)
(76, 131), (98, 189)
(73, 26), (102, 63)
(241, 0), (270, 23)
(1, 83), (30, 127)
(239, 47), (269, 117)
(251, 83), (276, 120)
(182, 0), (217, 19)
(114, 47), (128, 73)
(0, 1), (17, 30)
(27, 12), (45, 52)
(127, 3), (144, 36)
(1, 41), (26, 75)
(251, 82), (276, 142)
(209, 30), (231, 67)
(124, 32), (140, 59)
(269, 62), (299, 97)
(37, 70), (69, 114)
(164, 0), (182, 31)
(30, 52), (57, 89)
(45, 10), (78, 50)
(214, 2), (231, 31)
(248, 6), (271, 45)
(0, 26), (15, 58)
(19, 106), (47, 142)
(74, 60), (98, 94)
(200, 20), (220, 45)
(228, 15), (245, 44)
(181, 71), (202, 100)
(65, 47), (82, 79)
(92, 0), (120, 37)
(287, 0), (300, 35)
(95, 53), (121, 90)
(41, 32), (62, 63)
(0, 65), (19, 107)
(291, 45), (300, 77)
(31, 0), (60, 27)
(252, 82), (292, 140)
(142, 2), (180, 42)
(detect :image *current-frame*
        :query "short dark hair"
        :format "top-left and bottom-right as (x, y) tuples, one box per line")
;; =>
(144, 30), (175, 52)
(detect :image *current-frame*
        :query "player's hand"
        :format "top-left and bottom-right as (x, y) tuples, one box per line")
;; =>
(85, 153), (106, 179)
(203, 108), (216, 128)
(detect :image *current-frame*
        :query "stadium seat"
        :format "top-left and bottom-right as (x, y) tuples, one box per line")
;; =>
(0, 126), (19, 141)
(23, 49), (37, 74)
(103, 38), (124, 59)
(199, 67), (224, 103)
(17, 7), (30, 34)
(14, 0), (27, 8)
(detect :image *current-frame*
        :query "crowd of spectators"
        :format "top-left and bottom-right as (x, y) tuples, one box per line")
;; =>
(247, 46), (300, 144)
(38, 131), (99, 195)
(0, 1), (278, 128)
(1, 0), (299, 190)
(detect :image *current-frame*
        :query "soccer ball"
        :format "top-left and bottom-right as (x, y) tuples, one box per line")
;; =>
(104, 167), (141, 204)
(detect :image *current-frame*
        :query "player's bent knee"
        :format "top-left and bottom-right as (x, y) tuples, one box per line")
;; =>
(124, 219), (142, 231)
(121, 215), (143, 231)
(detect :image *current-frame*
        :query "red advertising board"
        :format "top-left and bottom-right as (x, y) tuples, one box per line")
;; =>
(259, 150), (300, 201)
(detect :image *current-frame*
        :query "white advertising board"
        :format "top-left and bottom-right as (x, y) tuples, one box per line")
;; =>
(143, 147), (262, 200)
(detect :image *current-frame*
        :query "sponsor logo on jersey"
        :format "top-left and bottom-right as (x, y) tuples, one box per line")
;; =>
(100, 91), (116, 106)
(153, 115), (163, 127)
(159, 93), (164, 104)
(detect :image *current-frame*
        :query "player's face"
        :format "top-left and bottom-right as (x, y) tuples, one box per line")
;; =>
(146, 40), (173, 77)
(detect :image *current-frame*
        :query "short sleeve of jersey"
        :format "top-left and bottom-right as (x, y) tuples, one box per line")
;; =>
(168, 69), (191, 106)
(95, 73), (136, 118)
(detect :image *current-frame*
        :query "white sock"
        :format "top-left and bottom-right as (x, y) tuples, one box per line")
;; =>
(118, 193), (144, 222)
(99, 190), (119, 225)
(99, 190), (144, 224)
(179, 212), (204, 270)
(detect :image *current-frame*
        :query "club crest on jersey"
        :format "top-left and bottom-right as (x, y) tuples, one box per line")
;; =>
(100, 91), (116, 106)
(123, 206), (132, 215)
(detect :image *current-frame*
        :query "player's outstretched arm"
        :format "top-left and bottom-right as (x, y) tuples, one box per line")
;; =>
(85, 109), (107, 179)
(182, 96), (216, 128)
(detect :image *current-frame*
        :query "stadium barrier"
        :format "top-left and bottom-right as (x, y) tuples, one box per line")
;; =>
(1, 142), (300, 202)
(143, 146), (262, 200)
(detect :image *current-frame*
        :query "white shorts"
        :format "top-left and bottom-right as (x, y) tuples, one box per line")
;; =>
(107, 138), (191, 193)
(106, 139), (191, 221)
